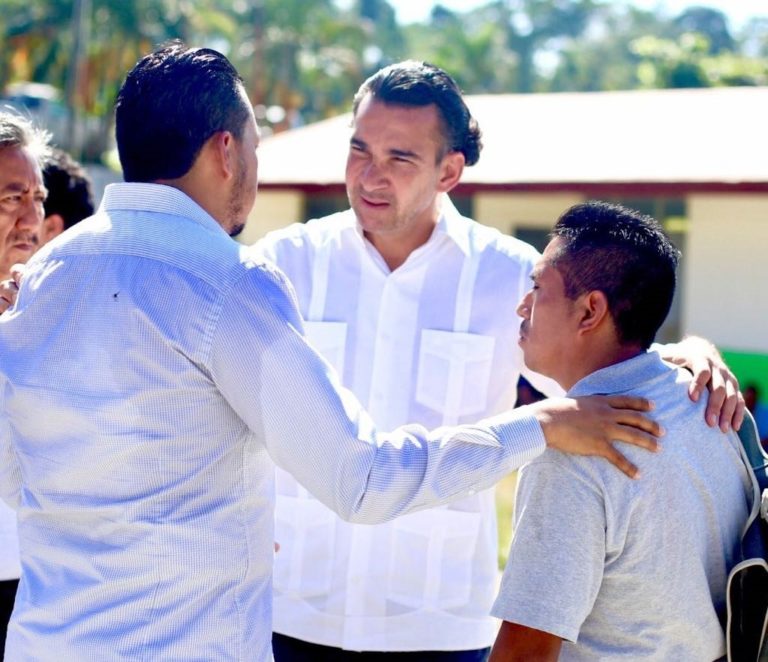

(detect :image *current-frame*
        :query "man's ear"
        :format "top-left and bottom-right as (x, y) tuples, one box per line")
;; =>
(437, 151), (465, 193)
(42, 214), (65, 244)
(209, 131), (238, 181)
(578, 290), (611, 335)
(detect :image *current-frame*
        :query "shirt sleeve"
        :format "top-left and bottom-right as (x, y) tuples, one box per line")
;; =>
(208, 262), (547, 524)
(0, 381), (22, 509)
(491, 452), (606, 643)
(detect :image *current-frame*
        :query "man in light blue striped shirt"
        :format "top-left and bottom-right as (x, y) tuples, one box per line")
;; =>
(0, 43), (709, 661)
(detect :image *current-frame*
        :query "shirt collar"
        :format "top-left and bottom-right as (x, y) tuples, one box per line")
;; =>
(433, 194), (472, 256)
(567, 351), (670, 398)
(100, 183), (227, 237)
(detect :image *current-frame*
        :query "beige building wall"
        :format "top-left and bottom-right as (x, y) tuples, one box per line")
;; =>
(684, 194), (768, 352)
(239, 190), (303, 245)
(474, 192), (584, 234)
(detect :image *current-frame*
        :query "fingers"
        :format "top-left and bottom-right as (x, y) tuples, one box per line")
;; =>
(607, 409), (664, 450)
(731, 397), (746, 432)
(694, 359), (741, 432)
(702, 369), (727, 429)
(686, 358), (711, 403)
(9, 263), (25, 287)
(602, 394), (654, 413)
(714, 380), (743, 433)
(609, 422), (660, 453)
(0, 278), (19, 314)
(601, 444), (640, 480)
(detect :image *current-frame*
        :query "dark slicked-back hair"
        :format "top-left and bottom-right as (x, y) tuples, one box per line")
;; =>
(549, 201), (680, 350)
(352, 61), (482, 166)
(115, 41), (250, 182)
(43, 148), (95, 229)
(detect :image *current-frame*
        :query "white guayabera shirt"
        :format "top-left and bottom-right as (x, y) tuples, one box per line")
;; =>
(0, 184), (548, 662)
(260, 198), (561, 652)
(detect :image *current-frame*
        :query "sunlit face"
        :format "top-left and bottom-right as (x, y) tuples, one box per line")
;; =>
(345, 95), (455, 245)
(0, 145), (46, 277)
(226, 89), (260, 237)
(516, 238), (582, 385)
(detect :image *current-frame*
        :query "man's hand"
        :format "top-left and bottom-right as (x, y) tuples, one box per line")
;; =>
(658, 335), (745, 432)
(0, 264), (23, 314)
(529, 395), (662, 479)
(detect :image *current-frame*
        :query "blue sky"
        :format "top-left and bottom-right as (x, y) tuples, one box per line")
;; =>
(342, 1), (767, 29)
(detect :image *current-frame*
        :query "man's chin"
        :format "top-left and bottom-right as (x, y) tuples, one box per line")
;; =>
(228, 223), (245, 238)
(2, 250), (34, 270)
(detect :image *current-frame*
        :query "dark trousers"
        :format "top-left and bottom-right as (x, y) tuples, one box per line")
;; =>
(272, 632), (490, 661)
(0, 579), (19, 661)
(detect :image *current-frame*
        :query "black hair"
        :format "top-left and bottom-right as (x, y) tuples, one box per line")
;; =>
(115, 41), (250, 182)
(550, 201), (680, 349)
(42, 147), (95, 229)
(352, 60), (482, 166)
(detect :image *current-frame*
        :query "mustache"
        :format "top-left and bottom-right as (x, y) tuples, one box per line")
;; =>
(8, 233), (39, 247)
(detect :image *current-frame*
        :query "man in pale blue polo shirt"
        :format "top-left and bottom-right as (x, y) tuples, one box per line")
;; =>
(490, 201), (753, 661)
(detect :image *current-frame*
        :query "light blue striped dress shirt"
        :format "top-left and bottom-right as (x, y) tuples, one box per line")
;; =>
(0, 183), (545, 661)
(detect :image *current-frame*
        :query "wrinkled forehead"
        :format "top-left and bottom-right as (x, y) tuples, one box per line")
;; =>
(0, 145), (44, 187)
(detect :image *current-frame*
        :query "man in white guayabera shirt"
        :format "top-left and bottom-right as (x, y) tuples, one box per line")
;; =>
(260, 61), (746, 662)
(0, 111), (49, 662)
(0, 44), (675, 662)
(489, 202), (753, 662)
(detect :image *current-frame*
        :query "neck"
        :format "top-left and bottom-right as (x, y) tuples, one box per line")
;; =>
(155, 173), (228, 231)
(365, 223), (436, 271)
(363, 201), (442, 271)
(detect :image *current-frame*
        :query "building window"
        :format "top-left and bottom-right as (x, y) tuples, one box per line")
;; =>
(303, 192), (348, 222)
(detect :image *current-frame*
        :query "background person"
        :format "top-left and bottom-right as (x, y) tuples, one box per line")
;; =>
(40, 146), (95, 245)
(0, 110), (49, 662)
(260, 61), (744, 661)
(0, 114), (47, 281)
(489, 201), (753, 661)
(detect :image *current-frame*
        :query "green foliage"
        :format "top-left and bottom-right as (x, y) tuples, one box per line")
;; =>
(1, 0), (766, 162)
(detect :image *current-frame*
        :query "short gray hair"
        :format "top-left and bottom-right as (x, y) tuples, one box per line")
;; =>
(0, 110), (51, 163)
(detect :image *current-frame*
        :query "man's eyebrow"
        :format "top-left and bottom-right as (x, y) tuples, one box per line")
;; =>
(1, 182), (28, 194)
(390, 147), (420, 160)
(349, 137), (421, 161)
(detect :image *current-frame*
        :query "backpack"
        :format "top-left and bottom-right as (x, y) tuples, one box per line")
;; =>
(727, 410), (768, 662)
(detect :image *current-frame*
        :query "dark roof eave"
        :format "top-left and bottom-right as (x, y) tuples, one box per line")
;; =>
(257, 181), (768, 195)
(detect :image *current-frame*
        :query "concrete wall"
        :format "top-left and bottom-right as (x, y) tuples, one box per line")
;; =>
(684, 194), (768, 354)
(474, 191), (583, 234)
(239, 190), (303, 245)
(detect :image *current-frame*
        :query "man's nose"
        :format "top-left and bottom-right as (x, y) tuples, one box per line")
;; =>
(16, 199), (43, 230)
(516, 290), (532, 318)
(360, 161), (387, 189)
